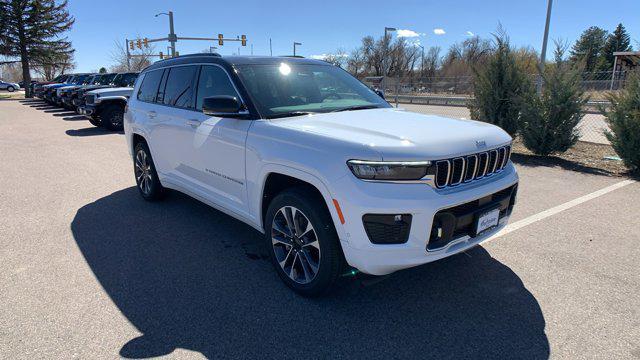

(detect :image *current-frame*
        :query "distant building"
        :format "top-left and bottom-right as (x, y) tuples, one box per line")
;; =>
(611, 51), (640, 90)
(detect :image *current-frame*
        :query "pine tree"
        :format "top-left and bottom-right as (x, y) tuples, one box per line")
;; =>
(569, 26), (608, 73)
(0, 0), (74, 97)
(603, 72), (640, 172)
(599, 23), (632, 71)
(520, 44), (589, 156)
(468, 31), (530, 136)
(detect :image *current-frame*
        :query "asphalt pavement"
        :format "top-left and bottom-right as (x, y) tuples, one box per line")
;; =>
(1, 99), (638, 359)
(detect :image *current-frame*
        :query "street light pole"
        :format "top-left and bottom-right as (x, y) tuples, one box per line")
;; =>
(155, 11), (177, 57)
(293, 42), (302, 56)
(537, 0), (553, 94)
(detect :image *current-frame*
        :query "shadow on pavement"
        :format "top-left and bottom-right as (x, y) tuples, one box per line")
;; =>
(65, 127), (121, 137)
(71, 187), (550, 359)
(511, 153), (612, 177)
(62, 115), (88, 121)
(43, 108), (69, 113)
(53, 111), (78, 117)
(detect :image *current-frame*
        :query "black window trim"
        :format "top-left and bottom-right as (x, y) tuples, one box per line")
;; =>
(136, 62), (250, 115)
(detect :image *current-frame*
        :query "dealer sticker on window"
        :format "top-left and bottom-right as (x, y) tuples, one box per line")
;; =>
(476, 208), (500, 234)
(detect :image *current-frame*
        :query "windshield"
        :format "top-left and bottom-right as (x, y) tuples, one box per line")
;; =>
(72, 75), (90, 85)
(99, 73), (117, 85)
(84, 75), (98, 85)
(112, 73), (138, 87)
(235, 63), (390, 118)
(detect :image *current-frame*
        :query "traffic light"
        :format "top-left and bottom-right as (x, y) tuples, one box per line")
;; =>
(136, 39), (142, 49)
(143, 38), (149, 48)
(241, 35), (246, 46)
(159, 52), (163, 59)
(218, 34), (224, 46)
(129, 41), (134, 50)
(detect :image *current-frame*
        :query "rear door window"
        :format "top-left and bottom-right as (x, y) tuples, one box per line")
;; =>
(136, 69), (164, 103)
(162, 66), (198, 108)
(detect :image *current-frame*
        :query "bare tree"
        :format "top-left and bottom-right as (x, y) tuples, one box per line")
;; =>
(32, 50), (75, 80)
(109, 39), (156, 72)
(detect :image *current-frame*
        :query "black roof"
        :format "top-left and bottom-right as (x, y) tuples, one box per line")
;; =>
(143, 54), (329, 73)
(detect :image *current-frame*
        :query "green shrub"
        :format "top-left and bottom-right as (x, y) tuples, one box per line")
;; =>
(469, 32), (530, 136)
(603, 72), (640, 172)
(520, 45), (589, 156)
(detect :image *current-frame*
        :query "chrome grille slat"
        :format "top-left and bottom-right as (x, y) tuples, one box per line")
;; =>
(433, 145), (512, 189)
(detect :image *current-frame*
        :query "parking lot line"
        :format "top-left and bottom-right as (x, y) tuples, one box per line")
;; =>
(487, 179), (635, 242)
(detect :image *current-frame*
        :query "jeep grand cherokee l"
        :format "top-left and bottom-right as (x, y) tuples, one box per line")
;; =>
(124, 54), (518, 296)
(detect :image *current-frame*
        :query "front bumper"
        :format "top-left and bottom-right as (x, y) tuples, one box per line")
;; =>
(333, 163), (519, 275)
(79, 104), (95, 116)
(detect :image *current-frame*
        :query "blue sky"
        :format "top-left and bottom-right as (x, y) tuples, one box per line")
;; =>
(67, 0), (640, 72)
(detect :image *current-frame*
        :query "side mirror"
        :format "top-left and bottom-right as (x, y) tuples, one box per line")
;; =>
(202, 96), (249, 118)
(374, 88), (385, 99)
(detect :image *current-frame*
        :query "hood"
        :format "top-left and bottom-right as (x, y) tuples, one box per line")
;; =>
(44, 83), (69, 89)
(88, 86), (132, 95)
(269, 108), (512, 161)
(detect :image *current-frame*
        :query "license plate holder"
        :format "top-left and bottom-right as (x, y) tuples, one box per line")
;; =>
(474, 207), (500, 236)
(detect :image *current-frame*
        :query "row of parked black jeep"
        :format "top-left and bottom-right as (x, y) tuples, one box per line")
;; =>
(31, 72), (139, 131)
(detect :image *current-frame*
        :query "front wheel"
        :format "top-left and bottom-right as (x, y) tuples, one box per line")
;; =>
(101, 104), (124, 131)
(133, 141), (165, 201)
(7, 86), (15, 92)
(88, 114), (101, 127)
(265, 188), (344, 296)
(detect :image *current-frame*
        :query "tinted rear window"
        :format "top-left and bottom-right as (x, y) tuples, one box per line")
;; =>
(137, 70), (163, 103)
(162, 66), (197, 108)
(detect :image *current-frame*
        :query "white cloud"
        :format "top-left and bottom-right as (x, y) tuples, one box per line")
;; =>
(433, 28), (446, 35)
(396, 29), (424, 38)
(465, 31), (475, 36)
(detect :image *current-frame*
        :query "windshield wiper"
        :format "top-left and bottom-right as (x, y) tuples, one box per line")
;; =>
(330, 105), (381, 112)
(266, 111), (315, 119)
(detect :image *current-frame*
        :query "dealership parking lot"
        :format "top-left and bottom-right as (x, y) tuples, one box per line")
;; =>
(1, 99), (639, 359)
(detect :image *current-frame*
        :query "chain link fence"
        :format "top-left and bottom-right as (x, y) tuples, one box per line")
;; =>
(362, 71), (637, 146)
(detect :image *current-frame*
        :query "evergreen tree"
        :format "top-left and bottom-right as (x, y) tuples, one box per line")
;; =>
(599, 23), (632, 71)
(99, 67), (107, 74)
(0, 0), (74, 97)
(569, 26), (608, 73)
(520, 44), (589, 156)
(468, 31), (530, 136)
(603, 72), (640, 173)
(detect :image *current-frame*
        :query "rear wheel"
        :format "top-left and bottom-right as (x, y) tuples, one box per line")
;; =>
(7, 86), (15, 92)
(133, 141), (165, 201)
(265, 188), (344, 296)
(101, 104), (124, 131)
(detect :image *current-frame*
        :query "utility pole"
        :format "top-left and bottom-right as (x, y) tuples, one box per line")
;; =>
(269, 38), (273, 56)
(417, 44), (424, 76)
(293, 42), (302, 56)
(537, 0), (553, 94)
(251, 44), (254, 55)
(125, 38), (131, 71)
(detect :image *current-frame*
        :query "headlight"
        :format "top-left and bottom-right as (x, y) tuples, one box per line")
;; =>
(347, 160), (433, 181)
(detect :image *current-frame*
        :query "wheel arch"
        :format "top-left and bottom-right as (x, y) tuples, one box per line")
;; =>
(257, 167), (346, 241)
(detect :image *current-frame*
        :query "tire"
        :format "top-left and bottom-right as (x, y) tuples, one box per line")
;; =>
(133, 141), (165, 201)
(88, 114), (101, 127)
(264, 187), (345, 296)
(7, 86), (15, 92)
(101, 104), (124, 131)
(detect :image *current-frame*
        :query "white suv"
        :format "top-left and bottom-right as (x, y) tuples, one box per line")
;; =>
(124, 54), (519, 296)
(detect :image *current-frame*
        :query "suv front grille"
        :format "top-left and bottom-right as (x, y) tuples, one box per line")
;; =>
(433, 145), (511, 189)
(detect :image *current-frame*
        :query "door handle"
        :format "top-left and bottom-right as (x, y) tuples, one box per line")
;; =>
(147, 111), (157, 119)
(186, 119), (201, 128)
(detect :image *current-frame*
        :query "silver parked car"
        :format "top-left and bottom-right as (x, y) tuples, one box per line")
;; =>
(0, 80), (20, 92)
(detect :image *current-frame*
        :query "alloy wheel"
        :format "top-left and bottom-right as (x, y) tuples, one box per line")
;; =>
(271, 206), (321, 284)
(135, 149), (152, 195)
